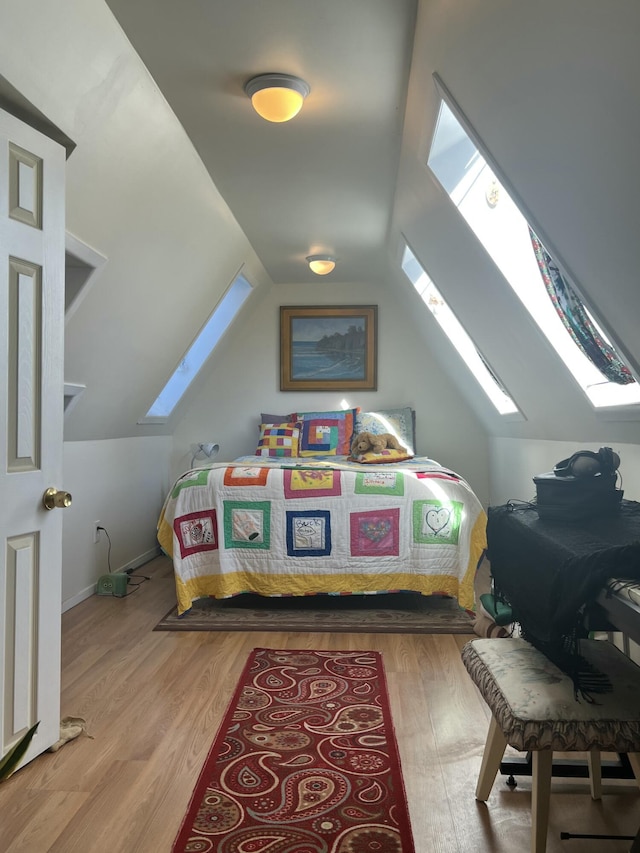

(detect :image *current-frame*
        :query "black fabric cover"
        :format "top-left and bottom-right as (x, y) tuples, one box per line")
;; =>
(487, 500), (640, 694)
(488, 500), (640, 642)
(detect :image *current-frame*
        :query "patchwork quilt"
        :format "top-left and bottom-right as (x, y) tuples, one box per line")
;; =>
(157, 455), (487, 615)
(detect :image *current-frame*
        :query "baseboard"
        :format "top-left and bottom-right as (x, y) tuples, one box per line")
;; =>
(62, 546), (162, 613)
(117, 545), (162, 574)
(62, 584), (95, 613)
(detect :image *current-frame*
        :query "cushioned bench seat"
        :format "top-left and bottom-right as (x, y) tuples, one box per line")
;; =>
(462, 637), (640, 853)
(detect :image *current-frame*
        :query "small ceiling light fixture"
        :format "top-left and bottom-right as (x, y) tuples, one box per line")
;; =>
(306, 255), (336, 276)
(244, 73), (310, 123)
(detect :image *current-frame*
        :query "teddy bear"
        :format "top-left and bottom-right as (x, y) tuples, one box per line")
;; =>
(351, 431), (405, 455)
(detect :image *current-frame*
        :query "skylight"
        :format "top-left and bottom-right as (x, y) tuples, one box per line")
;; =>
(427, 95), (640, 408)
(142, 272), (253, 421)
(401, 242), (519, 416)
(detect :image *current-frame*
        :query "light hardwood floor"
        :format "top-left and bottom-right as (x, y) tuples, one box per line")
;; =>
(0, 556), (638, 852)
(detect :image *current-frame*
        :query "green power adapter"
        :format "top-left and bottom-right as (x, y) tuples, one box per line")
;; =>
(96, 573), (129, 596)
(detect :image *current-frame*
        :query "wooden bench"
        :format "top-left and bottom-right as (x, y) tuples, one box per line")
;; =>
(462, 637), (640, 853)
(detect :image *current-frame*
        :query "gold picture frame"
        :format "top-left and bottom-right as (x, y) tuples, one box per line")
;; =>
(280, 305), (377, 391)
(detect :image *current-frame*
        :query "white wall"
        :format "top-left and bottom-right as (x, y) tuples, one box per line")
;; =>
(171, 277), (492, 506)
(0, 0), (272, 443)
(62, 436), (172, 610)
(0, 0), (274, 610)
(490, 438), (640, 506)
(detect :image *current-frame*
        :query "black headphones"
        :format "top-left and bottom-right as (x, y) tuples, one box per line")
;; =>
(554, 446), (620, 478)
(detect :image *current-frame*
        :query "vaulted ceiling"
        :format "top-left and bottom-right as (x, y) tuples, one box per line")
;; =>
(4, 0), (640, 448)
(89, 0), (640, 444)
(105, 0), (417, 284)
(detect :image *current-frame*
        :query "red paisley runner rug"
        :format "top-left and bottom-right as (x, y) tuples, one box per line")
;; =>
(172, 648), (416, 853)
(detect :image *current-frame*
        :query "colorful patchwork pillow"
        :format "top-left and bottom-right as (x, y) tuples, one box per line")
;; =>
(255, 422), (302, 457)
(355, 407), (416, 456)
(351, 448), (414, 464)
(293, 408), (359, 456)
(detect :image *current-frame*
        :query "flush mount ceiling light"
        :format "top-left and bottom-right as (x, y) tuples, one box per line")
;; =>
(244, 73), (310, 123)
(306, 255), (336, 276)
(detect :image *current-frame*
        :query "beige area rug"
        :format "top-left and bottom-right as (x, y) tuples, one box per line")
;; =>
(154, 592), (474, 634)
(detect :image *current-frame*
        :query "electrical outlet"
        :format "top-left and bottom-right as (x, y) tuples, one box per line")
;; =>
(93, 521), (101, 544)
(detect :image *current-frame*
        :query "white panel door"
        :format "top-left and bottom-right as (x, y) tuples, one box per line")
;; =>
(0, 107), (66, 769)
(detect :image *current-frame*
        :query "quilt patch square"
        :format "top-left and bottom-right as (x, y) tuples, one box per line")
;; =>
(354, 471), (404, 496)
(283, 468), (341, 499)
(223, 466), (270, 487)
(174, 510), (218, 558)
(171, 468), (210, 499)
(224, 501), (271, 549)
(286, 510), (331, 556)
(350, 508), (400, 557)
(413, 499), (462, 544)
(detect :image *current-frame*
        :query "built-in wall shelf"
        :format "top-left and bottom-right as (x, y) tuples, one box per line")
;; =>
(65, 232), (107, 321)
(64, 382), (86, 415)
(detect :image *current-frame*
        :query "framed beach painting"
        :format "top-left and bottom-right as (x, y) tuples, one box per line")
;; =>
(280, 305), (377, 391)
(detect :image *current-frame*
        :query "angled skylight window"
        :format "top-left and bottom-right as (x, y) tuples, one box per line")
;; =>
(142, 272), (253, 421)
(427, 89), (640, 408)
(401, 242), (519, 415)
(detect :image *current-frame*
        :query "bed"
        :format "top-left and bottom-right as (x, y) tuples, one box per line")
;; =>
(157, 407), (487, 615)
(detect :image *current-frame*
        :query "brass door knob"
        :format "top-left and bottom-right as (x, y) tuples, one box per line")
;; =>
(43, 487), (72, 511)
